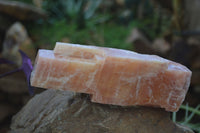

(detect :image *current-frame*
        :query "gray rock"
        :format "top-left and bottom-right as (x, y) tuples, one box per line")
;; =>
(2, 22), (29, 66)
(126, 28), (172, 58)
(0, 0), (46, 20)
(10, 89), (194, 133)
(152, 38), (171, 55)
(126, 28), (151, 46)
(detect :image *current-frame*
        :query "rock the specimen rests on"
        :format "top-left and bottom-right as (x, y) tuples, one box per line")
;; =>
(10, 90), (194, 133)
(30, 42), (192, 112)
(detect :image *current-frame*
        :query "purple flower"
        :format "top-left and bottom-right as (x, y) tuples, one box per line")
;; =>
(0, 50), (34, 95)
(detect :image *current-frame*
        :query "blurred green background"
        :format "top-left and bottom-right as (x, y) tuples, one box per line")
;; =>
(9, 0), (171, 50)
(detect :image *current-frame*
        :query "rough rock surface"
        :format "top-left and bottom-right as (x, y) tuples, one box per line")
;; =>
(10, 89), (194, 133)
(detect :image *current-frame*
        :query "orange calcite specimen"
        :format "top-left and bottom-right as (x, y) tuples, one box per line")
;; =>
(30, 42), (192, 112)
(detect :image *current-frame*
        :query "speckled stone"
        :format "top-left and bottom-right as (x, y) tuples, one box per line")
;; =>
(10, 89), (194, 133)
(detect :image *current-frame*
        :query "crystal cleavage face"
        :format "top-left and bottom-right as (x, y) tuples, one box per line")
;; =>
(30, 42), (192, 112)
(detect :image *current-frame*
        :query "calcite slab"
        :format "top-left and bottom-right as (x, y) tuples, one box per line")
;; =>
(30, 42), (192, 112)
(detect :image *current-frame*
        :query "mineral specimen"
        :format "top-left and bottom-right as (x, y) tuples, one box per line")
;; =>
(30, 42), (192, 112)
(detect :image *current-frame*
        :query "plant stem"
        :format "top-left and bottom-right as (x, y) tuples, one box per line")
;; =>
(180, 105), (200, 116)
(172, 112), (176, 122)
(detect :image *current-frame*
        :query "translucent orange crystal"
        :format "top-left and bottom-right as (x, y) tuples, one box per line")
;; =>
(31, 42), (192, 112)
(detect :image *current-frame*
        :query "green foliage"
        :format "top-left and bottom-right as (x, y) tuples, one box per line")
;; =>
(31, 0), (171, 41)
(98, 23), (132, 49)
(30, 20), (132, 50)
(129, 11), (171, 40)
(42, 0), (102, 29)
(15, 0), (33, 4)
(28, 0), (170, 49)
(172, 104), (200, 132)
